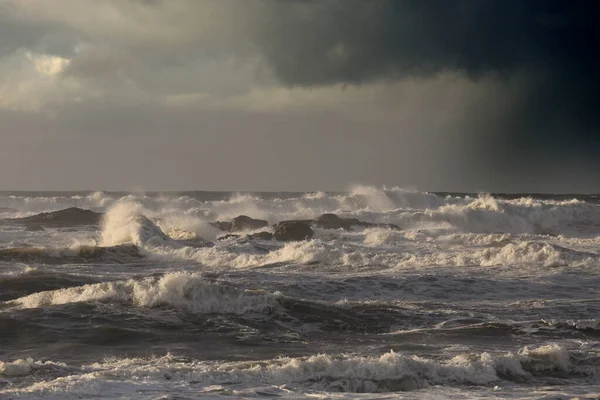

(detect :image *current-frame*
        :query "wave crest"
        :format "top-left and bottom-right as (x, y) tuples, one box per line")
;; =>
(1, 344), (587, 395)
(8, 272), (276, 315)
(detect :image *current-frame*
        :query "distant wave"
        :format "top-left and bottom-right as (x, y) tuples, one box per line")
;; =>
(4, 188), (600, 236)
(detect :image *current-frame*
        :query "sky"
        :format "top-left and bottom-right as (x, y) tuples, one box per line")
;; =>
(0, 0), (599, 192)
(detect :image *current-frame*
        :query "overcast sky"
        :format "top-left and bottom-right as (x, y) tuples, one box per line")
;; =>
(0, 0), (598, 192)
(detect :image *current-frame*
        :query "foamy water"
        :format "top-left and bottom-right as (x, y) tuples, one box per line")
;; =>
(1, 188), (599, 399)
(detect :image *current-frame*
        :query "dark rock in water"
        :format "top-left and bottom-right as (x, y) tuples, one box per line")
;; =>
(248, 231), (274, 240)
(274, 219), (313, 227)
(217, 233), (241, 241)
(9, 207), (103, 227)
(314, 213), (401, 231)
(229, 215), (268, 232)
(210, 221), (232, 232)
(315, 213), (361, 230)
(273, 221), (314, 242)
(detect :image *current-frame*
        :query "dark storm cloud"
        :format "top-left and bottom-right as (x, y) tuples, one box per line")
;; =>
(256, 0), (600, 171)
(258, 0), (599, 85)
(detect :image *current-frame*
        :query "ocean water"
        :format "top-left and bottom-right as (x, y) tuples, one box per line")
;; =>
(0, 187), (599, 399)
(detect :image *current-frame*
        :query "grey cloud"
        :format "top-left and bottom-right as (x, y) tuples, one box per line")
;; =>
(0, 0), (599, 192)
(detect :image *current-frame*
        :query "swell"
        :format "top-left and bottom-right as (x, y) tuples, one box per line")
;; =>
(6, 272), (596, 340)
(0, 271), (100, 302)
(0, 244), (143, 265)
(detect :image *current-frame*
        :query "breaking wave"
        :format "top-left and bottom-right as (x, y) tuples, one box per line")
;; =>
(6, 272), (277, 315)
(1, 344), (592, 396)
(7, 188), (600, 239)
(100, 201), (215, 247)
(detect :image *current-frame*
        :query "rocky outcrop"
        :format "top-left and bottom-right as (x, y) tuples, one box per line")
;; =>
(314, 213), (400, 231)
(314, 213), (362, 230)
(7, 207), (103, 228)
(211, 213), (398, 242)
(248, 231), (273, 240)
(273, 221), (314, 242)
(209, 221), (232, 232)
(229, 215), (268, 232)
(210, 215), (269, 232)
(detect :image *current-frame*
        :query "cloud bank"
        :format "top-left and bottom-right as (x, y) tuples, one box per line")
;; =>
(0, 0), (598, 192)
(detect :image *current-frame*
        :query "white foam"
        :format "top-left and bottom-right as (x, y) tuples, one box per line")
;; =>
(0, 358), (36, 376)
(0, 344), (579, 398)
(156, 239), (343, 269)
(518, 343), (570, 372)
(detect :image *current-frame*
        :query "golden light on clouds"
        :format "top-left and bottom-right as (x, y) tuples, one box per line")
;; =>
(25, 52), (71, 77)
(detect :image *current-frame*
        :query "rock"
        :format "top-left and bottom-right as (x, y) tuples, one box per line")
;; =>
(9, 207), (103, 227)
(247, 231), (273, 240)
(217, 233), (241, 241)
(229, 215), (268, 232)
(209, 221), (232, 232)
(314, 213), (360, 230)
(273, 221), (314, 242)
(314, 213), (401, 231)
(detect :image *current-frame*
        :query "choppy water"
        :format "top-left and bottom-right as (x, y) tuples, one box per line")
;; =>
(0, 187), (599, 399)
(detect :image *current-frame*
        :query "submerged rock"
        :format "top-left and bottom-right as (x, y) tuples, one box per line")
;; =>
(229, 215), (268, 232)
(209, 221), (232, 232)
(8, 207), (103, 227)
(248, 231), (274, 240)
(273, 221), (314, 242)
(314, 213), (400, 231)
(314, 213), (361, 230)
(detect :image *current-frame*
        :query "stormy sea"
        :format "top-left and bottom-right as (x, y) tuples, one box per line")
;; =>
(0, 187), (598, 399)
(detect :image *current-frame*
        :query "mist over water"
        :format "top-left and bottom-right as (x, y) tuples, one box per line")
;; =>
(1, 187), (599, 399)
